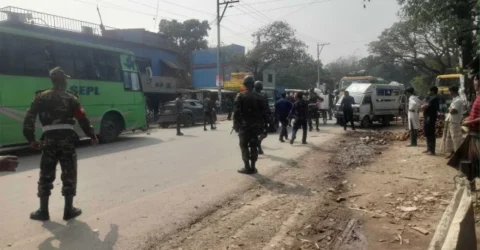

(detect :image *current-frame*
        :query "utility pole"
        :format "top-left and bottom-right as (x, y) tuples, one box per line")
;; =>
(217, 0), (239, 107)
(317, 42), (330, 89)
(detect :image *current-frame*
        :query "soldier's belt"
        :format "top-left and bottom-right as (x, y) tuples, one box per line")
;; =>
(42, 124), (74, 132)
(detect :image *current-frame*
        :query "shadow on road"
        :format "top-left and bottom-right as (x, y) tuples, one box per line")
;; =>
(38, 220), (118, 250)
(4, 136), (164, 174)
(252, 174), (311, 196)
(262, 154), (298, 168)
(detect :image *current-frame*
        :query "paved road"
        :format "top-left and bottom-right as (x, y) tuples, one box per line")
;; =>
(0, 121), (342, 250)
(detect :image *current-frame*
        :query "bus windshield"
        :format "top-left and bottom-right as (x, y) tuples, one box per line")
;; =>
(0, 27), (147, 146)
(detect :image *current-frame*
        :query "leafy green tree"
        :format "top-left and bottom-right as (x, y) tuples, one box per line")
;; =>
(235, 21), (307, 81)
(159, 19), (211, 73)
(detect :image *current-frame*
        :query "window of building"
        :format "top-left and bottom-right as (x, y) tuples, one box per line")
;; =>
(136, 57), (152, 75)
(268, 74), (273, 83)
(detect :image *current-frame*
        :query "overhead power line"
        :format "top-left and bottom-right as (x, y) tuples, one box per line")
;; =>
(226, 0), (333, 17)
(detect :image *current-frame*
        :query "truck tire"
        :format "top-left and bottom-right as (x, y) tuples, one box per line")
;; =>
(99, 113), (122, 143)
(382, 116), (391, 126)
(361, 116), (371, 128)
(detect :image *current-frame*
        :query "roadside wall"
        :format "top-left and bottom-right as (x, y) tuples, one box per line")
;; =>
(428, 178), (477, 250)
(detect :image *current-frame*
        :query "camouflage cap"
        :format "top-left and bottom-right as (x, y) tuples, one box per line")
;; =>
(49, 67), (71, 79)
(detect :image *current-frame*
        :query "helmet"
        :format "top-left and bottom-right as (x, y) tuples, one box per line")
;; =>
(243, 75), (255, 89)
(254, 81), (263, 91)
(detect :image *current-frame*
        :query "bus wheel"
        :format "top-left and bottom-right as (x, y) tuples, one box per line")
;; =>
(100, 113), (122, 143)
(360, 116), (371, 128)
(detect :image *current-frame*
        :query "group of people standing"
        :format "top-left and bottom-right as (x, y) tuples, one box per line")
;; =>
(406, 75), (480, 187)
(233, 77), (333, 175)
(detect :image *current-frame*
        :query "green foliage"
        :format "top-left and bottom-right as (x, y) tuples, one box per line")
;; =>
(237, 21), (308, 81)
(159, 19), (211, 73)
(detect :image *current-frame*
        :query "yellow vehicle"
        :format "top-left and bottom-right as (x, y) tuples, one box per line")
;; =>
(435, 74), (465, 105)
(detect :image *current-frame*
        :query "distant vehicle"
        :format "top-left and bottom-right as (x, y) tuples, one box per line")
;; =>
(335, 83), (405, 128)
(157, 99), (206, 128)
(435, 74), (467, 105)
(0, 26), (147, 146)
(339, 76), (389, 90)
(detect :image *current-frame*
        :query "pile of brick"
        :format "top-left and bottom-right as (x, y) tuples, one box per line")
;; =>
(371, 118), (445, 142)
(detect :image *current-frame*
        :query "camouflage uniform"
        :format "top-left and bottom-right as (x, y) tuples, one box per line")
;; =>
(175, 96), (184, 136)
(203, 97), (216, 130)
(23, 67), (95, 221)
(234, 79), (269, 174)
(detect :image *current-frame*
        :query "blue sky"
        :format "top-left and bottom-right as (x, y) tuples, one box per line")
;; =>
(2, 0), (400, 63)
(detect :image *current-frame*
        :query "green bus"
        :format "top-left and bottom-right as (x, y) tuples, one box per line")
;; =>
(0, 26), (147, 147)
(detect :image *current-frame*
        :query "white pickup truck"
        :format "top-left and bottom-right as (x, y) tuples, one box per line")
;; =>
(335, 83), (406, 128)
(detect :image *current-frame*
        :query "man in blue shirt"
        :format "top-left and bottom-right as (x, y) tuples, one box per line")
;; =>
(275, 93), (293, 142)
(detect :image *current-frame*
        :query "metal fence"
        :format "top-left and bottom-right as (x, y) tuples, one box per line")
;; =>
(0, 6), (114, 36)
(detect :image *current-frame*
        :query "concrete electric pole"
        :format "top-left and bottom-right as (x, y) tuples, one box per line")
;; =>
(316, 42), (330, 89)
(217, 0), (239, 107)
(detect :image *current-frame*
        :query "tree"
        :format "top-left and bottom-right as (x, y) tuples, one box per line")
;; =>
(235, 21), (308, 81)
(368, 19), (459, 78)
(276, 52), (333, 90)
(159, 19), (211, 73)
(325, 55), (363, 83)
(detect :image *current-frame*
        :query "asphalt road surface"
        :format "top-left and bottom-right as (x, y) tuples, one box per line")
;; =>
(0, 121), (342, 250)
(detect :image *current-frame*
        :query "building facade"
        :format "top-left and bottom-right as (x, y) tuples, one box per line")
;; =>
(192, 44), (245, 89)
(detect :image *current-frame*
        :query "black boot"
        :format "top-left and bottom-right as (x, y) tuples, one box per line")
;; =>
(238, 161), (253, 174)
(30, 197), (50, 221)
(258, 146), (264, 155)
(251, 161), (258, 174)
(63, 196), (82, 221)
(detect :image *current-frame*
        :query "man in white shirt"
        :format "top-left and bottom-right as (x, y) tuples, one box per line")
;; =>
(406, 87), (421, 147)
(440, 85), (464, 158)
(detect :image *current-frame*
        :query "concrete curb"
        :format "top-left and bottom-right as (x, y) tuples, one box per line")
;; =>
(428, 178), (477, 250)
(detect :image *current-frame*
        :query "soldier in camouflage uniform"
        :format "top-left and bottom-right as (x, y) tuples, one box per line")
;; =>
(203, 93), (216, 131)
(254, 81), (270, 155)
(234, 76), (269, 174)
(23, 67), (98, 221)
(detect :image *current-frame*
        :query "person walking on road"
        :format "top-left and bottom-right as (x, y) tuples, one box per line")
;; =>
(254, 81), (270, 155)
(289, 92), (309, 145)
(226, 97), (233, 120)
(203, 94), (216, 131)
(327, 90), (335, 120)
(23, 67), (98, 221)
(0, 155), (18, 172)
(275, 93), (293, 142)
(308, 88), (321, 132)
(234, 76), (269, 174)
(405, 87), (421, 147)
(421, 86), (440, 155)
(341, 91), (356, 131)
(175, 93), (184, 136)
(440, 86), (464, 158)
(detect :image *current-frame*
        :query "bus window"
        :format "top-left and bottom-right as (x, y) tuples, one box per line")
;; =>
(54, 43), (75, 77)
(94, 51), (122, 82)
(123, 71), (141, 91)
(73, 47), (95, 80)
(24, 37), (50, 77)
(3, 34), (26, 76)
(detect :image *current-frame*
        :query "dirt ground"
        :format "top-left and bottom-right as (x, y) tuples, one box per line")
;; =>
(142, 131), (459, 250)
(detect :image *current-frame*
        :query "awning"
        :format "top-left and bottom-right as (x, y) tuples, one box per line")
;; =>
(197, 88), (237, 94)
(161, 59), (182, 70)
